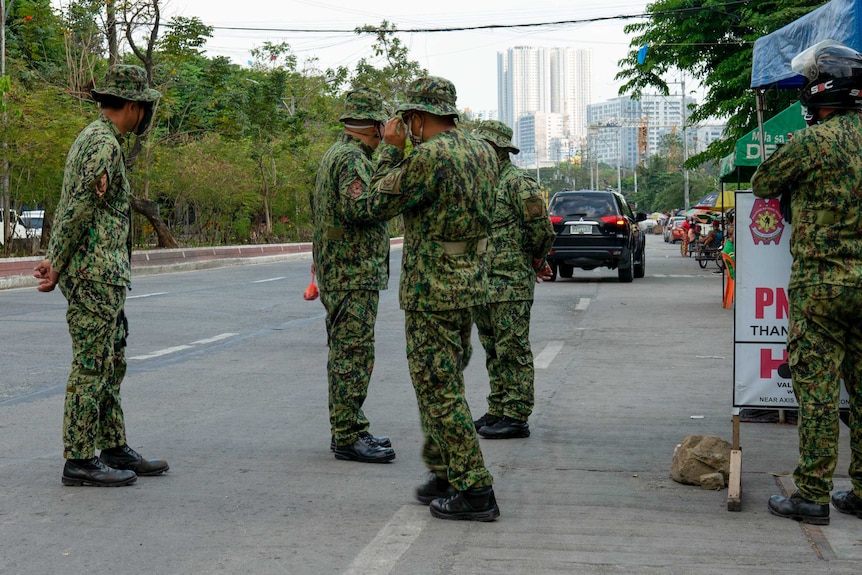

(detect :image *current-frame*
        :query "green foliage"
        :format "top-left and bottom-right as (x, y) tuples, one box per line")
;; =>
(616, 0), (822, 166)
(352, 21), (427, 109)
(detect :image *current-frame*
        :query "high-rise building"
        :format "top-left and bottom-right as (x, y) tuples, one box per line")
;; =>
(497, 46), (592, 166)
(586, 94), (700, 169)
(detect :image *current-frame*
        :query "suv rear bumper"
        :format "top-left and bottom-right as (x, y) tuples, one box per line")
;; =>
(547, 246), (629, 269)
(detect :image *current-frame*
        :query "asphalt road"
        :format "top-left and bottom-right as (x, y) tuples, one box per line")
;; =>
(0, 235), (859, 574)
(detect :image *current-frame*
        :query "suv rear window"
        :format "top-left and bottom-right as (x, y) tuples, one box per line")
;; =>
(549, 193), (618, 220)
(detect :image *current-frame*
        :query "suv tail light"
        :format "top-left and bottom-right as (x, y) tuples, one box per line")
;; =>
(550, 215), (563, 224)
(600, 215), (627, 227)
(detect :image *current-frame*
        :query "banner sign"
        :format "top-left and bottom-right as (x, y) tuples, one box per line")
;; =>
(733, 191), (849, 407)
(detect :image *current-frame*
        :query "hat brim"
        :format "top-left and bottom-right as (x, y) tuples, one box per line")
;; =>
(396, 103), (459, 118)
(91, 88), (161, 103)
(338, 112), (388, 123)
(476, 133), (519, 154)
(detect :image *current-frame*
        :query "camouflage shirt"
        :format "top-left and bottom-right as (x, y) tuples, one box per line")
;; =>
(47, 114), (132, 286)
(485, 157), (555, 302)
(368, 128), (498, 311)
(752, 110), (862, 289)
(311, 133), (389, 292)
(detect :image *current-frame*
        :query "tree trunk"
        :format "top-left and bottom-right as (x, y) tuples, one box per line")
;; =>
(106, 0), (119, 65)
(131, 195), (178, 249)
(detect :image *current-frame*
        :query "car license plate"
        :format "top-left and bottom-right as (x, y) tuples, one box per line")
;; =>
(570, 224), (592, 235)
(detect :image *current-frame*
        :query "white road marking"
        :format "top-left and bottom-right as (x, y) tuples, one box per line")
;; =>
(129, 333), (239, 360)
(127, 292), (168, 299)
(129, 345), (194, 360)
(191, 333), (238, 345)
(342, 505), (429, 575)
(535, 340), (564, 370)
(575, 297), (591, 311)
(253, 276), (286, 283)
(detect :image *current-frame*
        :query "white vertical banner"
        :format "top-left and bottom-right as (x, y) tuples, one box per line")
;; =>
(733, 191), (849, 408)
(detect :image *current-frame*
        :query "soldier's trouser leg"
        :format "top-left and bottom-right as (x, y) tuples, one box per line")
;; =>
(475, 300), (534, 420)
(405, 309), (492, 491)
(321, 290), (377, 446)
(59, 278), (128, 460)
(788, 285), (862, 503)
(841, 354), (862, 496)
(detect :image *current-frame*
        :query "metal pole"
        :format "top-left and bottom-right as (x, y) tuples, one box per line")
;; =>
(1, 0), (9, 247)
(682, 73), (690, 209)
(616, 125), (622, 194)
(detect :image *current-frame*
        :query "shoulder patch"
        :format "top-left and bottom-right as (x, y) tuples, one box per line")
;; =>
(523, 195), (547, 220)
(378, 170), (403, 195)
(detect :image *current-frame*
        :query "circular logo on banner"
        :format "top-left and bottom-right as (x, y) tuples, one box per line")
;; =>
(749, 199), (785, 245)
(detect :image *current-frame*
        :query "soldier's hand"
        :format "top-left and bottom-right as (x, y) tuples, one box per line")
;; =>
(536, 262), (553, 282)
(33, 259), (59, 292)
(383, 118), (407, 151)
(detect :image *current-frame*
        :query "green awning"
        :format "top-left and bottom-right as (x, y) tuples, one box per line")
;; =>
(719, 101), (807, 182)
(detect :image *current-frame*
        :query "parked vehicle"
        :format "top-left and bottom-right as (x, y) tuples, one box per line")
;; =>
(664, 217), (686, 243)
(545, 190), (647, 283)
(0, 209), (27, 245)
(19, 210), (44, 239)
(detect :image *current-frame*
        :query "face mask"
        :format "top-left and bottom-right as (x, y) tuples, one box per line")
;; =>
(496, 148), (510, 163)
(135, 102), (155, 135)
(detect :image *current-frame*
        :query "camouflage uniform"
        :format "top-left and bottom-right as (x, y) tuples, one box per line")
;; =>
(752, 109), (862, 504)
(48, 65), (159, 460)
(472, 121), (555, 422)
(367, 77), (499, 491)
(311, 89), (389, 447)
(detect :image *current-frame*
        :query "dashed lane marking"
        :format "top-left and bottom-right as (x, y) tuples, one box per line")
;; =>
(129, 332), (239, 360)
(535, 340), (564, 370)
(127, 292), (168, 299)
(253, 276), (286, 283)
(575, 297), (591, 311)
(342, 505), (429, 575)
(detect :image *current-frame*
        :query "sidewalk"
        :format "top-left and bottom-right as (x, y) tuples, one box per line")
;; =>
(0, 239), (403, 290)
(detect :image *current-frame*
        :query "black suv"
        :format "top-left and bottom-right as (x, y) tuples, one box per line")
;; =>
(545, 190), (647, 282)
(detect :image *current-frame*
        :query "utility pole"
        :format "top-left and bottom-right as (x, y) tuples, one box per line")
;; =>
(1, 0), (12, 249)
(681, 73), (690, 210)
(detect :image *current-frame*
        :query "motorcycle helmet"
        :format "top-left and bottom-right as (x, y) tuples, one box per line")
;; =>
(791, 40), (862, 123)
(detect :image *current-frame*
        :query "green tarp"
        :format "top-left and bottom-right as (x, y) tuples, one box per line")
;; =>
(719, 101), (807, 182)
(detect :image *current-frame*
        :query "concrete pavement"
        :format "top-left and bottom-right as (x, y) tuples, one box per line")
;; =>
(0, 235), (859, 574)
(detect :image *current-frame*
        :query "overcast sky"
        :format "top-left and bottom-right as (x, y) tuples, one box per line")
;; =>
(51, 0), (666, 112)
(159, 0), (660, 112)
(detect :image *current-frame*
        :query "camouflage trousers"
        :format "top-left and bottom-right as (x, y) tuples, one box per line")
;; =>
(405, 308), (493, 492)
(58, 277), (128, 459)
(320, 290), (378, 446)
(474, 300), (535, 421)
(788, 284), (862, 503)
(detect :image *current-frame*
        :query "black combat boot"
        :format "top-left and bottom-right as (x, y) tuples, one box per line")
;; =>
(330, 431), (391, 452)
(429, 485), (500, 521)
(473, 413), (500, 430)
(333, 433), (396, 463)
(415, 473), (457, 505)
(62, 457), (138, 487)
(477, 416), (530, 439)
(768, 492), (829, 525)
(100, 445), (169, 476)
(831, 490), (862, 518)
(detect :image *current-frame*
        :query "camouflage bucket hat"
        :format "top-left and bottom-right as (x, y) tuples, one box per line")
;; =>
(396, 76), (459, 118)
(339, 87), (387, 123)
(473, 120), (519, 154)
(91, 65), (161, 103)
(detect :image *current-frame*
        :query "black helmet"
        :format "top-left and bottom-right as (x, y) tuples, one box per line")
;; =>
(792, 41), (862, 113)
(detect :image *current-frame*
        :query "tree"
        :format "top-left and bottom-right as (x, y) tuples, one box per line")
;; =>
(352, 21), (427, 106)
(616, 0), (822, 166)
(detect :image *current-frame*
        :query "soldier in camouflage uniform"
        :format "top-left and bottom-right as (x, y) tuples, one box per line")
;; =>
(753, 42), (862, 524)
(33, 65), (169, 487)
(471, 121), (555, 440)
(367, 76), (500, 521)
(311, 88), (395, 463)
